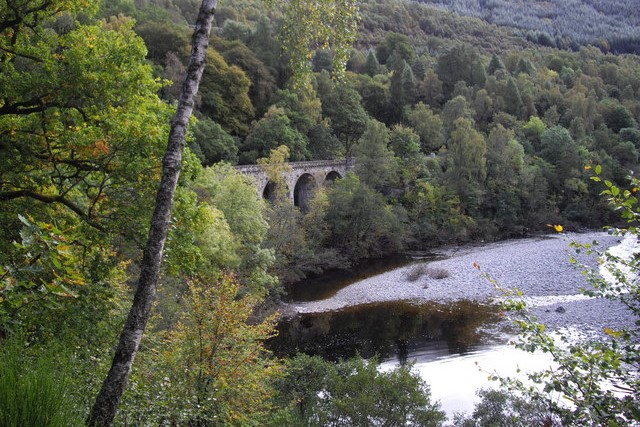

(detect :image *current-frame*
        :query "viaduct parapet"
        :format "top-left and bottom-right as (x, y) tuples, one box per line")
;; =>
(235, 159), (353, 211)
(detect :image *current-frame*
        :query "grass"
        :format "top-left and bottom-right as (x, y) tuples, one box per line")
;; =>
(0, 337), (84, 427)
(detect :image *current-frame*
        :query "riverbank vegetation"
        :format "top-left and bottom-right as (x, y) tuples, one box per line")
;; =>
(1, 0), (640, 425)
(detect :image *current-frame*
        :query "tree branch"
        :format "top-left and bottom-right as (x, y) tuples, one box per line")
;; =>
(0, 46), (44, 62)
(0, 190), (106, 232)
(0, 97), (48, 116)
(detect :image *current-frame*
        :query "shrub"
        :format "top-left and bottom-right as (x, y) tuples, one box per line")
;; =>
(270, 354), (446, 426)
(426, 267), (450, 279)
(406, 265), (450, 281)
(407, 264), (428, 281)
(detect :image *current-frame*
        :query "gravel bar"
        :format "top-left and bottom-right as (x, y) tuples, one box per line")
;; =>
(287, 232), (635, 332)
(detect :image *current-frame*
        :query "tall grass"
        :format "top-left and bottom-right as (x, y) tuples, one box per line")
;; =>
(0, 338), (84, 427)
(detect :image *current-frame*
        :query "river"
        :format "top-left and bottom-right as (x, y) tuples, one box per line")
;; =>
(273, 231), (638, 419)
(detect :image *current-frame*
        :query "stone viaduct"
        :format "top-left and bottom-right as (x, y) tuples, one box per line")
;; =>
(235, 159), (353, 211)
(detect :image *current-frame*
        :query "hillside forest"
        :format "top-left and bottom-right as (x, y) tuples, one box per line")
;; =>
(1, 0), (640, 425)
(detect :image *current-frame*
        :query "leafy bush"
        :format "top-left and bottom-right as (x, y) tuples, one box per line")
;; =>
(270, 354), (446, 426)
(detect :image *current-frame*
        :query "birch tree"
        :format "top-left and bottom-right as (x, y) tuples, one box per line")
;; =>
(87, 2), (219, 425)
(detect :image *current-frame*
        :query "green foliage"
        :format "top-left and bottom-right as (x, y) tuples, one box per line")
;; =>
(212, 36), (278, 116)
(353, 73), (391, 125)
(405, 181), (477, 243)
(353, 119), (397, 189)
(376, 31), (415, 65)
(1, 216), (84, 323)
(271, 87), (322, 136)
(271, 354), (446, 427)
(199, 48), (255, 136)
(319, 77), (369, 156)
(445, 118), (487, 213)
(264, 0), (361, 84)
(436, 44), (485, 96)
(241, 106), (310, 163)
(389, 60), (417, 121)
(365, 49), (381, 76)
(0, 6), (170, 346)
(307, 122), (344, 159)
(389, 124), (421, 161)
(190, 117), (238, 166)
(453, 389), (558, 427)
(522, 116), (546, 145)
(119, 275), (282, 426)
(193, 163), (276, 293)
(324, 173), (406, 261)
(133, 19), (189, 65)
(407, 103), (445, 152)
(0, 337), (84, 427)
(599, 99), (638, 133)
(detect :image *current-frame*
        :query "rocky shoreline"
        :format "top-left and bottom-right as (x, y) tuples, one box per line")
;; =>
(287, 232), (635, 333)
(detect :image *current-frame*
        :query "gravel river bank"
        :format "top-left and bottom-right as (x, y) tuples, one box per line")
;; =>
(287, 231), (635, 333)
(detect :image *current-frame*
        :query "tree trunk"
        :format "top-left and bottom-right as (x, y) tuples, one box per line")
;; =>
(87, 2), (218, 425)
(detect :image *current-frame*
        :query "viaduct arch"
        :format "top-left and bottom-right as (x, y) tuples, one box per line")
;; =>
(235, 159), (353, 211)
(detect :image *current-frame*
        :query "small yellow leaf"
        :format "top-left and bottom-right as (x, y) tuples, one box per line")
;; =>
(546, 224), (564, 233)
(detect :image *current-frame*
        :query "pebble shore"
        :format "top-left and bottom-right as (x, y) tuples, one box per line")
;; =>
(289, 232), (635, 332)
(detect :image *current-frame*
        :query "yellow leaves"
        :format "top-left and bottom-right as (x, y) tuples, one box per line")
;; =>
(604, 328), (624, 338)
(546, 224), (564, 233)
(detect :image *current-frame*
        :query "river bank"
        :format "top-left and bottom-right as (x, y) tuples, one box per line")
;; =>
(286, 231), (635, 333)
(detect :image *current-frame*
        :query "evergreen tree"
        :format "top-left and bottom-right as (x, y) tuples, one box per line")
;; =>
(365, 49), (381, 76)
(445, 118), (487, 214)
(487, 53), (505, 75)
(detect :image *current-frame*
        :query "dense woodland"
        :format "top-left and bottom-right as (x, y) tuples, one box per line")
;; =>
(100, 0), (640, 282)
(416, 0), (640, 54)
(1, 0), (640, 425)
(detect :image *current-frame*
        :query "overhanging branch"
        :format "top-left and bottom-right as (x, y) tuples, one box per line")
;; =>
(0, 189), (106, 232)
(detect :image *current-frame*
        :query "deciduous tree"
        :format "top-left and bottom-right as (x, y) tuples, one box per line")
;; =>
(89, 2), (219, 425)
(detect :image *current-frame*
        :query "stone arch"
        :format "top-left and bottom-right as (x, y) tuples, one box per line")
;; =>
(294, 173), (318, 212)
(262, 181), (288, 203)
(323, 170), (342, 186)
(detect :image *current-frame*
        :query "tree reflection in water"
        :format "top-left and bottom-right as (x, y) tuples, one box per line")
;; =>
(269, 300), (503, 362)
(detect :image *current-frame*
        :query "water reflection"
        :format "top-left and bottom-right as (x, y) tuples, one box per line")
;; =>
(269, 300), (503, 362)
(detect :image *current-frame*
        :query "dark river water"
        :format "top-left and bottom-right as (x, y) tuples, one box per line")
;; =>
(269, 300), (505, 362)
(269, 249), (554, 418)
(269, 290), (516, 417)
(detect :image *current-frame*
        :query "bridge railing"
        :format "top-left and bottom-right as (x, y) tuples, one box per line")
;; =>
(234, 159), (351, 173)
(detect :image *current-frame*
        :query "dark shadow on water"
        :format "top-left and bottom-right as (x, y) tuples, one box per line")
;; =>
(285, 252), (446, 302)
(268, 300), (504, 363)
